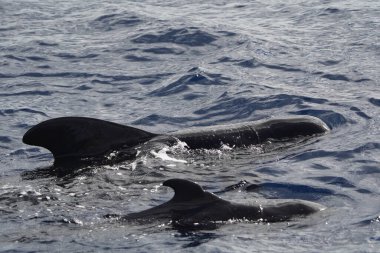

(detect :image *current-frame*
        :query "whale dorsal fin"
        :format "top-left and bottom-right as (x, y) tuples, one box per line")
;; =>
(163, 179), (207, 202)
(23, 117), (157, 162)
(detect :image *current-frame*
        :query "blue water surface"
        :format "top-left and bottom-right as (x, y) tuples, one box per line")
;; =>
(1, 0), (379, 252)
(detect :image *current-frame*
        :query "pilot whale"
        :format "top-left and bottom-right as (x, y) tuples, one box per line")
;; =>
(110, 178), (324, 228)
(23, 115), (329, 166)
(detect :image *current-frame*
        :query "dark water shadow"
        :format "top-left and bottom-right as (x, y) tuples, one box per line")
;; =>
(289, 109), (348, 129)
(149, 67), (230, 97)
(214, 180), (249, 194)
(354, 215), (380, 227)
(173, 230), (221, 248)
(244, 182), (335, 201)
(20, 164), (95, 183)
(132, 27), (218, 47)
(289, 142), (380, 162)
(307, 176), (355, 188)
(369, 98), (380, 107)
(89, 12), (142, 31)
(193, 93), (329, 123)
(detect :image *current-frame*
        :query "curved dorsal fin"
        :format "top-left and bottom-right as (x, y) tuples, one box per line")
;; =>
(163, 179), (206, 202)
(23, 117), (157, 161)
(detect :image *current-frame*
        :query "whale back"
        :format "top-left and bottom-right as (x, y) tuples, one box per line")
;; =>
(172, 116), (329, 149)
(254, 117), (329, 142)
(121, 178), (323, 226)
(23, 116), (329, 165)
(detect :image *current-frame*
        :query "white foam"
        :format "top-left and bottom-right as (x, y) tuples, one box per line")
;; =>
(150, 147), (187, 163)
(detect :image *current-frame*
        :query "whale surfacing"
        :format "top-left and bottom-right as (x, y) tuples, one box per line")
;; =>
(116, 179), (324, 228)
(22, 116), (329, 166)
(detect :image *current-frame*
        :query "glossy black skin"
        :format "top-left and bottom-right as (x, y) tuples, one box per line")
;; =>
(119, 179), (323, 226)
(22, 116), (329, 166)
(172, 116), (329, 149)
(23, 117), (157, 163)
(23, 119), (326, 225)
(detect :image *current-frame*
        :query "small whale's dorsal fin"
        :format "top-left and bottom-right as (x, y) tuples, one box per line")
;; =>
(23, 117), (157, 161)
(163, 179), (206, 202)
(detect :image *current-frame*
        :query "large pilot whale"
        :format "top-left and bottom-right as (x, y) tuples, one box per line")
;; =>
(108, 178), (324, 228)
(23, 115), (329, 166)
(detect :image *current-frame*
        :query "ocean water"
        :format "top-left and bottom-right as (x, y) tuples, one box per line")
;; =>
(1, 0), (379, 252)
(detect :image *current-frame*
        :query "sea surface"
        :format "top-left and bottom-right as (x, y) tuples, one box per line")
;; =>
(1, 0), (379, 252)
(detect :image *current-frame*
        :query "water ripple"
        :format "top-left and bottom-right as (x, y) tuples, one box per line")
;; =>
(0, 136), (12, 144)
(149, 68), (230, 97)
(289, 142), (380, 161)
(143, 47), (184, 55)
(0, 108), (47, 117)
(307, 176), (355, 188)
(4, 55), (26, 62)
(356, 165), (380, 175)
(245, 182), (334, 201)
(90, 12), (142, 31)
(318, 60), (342, 66)
(133, 114), (193, 126)
(36, 41), (59, 47)
(54, 53), (99, 60)
(26, 56), (49, 62)
(0, 72), (173, 84)
(350, 106), (372, 119)
(321, 74), (350, 81)
(0, 90), (53, 97)
(124, 55), (154, 62)
(132, 27), (218, 47)
(193, 94), (328, 122)
(236, 58), (304, 73)
(290, 109), (348, 128)
(369, 98), (380, 107)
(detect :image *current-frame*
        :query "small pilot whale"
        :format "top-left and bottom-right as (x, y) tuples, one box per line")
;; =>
(23, 116), (329, 166)
(113, 179), (324, 228)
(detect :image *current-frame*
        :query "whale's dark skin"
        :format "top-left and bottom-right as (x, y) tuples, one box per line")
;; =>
(112, 179), (324, 228)
(23, 116), (329, 166)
